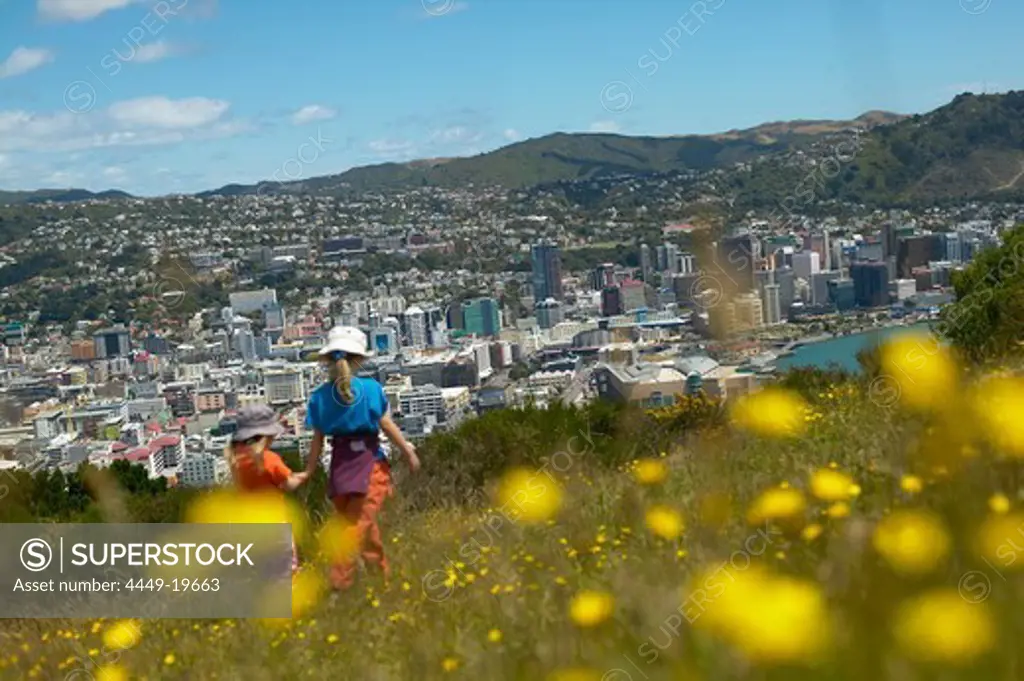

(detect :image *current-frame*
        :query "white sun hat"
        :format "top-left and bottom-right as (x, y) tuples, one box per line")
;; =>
(317, 325), (372, 358)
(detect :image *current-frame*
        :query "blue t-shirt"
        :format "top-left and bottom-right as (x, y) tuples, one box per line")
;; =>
(305, 376), (390, 437)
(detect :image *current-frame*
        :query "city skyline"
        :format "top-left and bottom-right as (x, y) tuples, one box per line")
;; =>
(0, 0), (1021, 195)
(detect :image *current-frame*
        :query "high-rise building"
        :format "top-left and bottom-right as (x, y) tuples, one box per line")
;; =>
(601, 287), (623, 317)
(461, 297), (501, 337)
(828, 279), (856, 311)
(810, 271), (842, 306)
(264, 368), (306, 405)
(402, 306), (428, 349)
(897, 235), (935, 278)
(93, 325), (131, 359)
(851, 261), (890, 308)
(678, 252), (696, 275)
(534, 299), (564, 329)
(620, 280), (647, 312)
(718, 234), (759, 292)
(793, 251), (821, 280)
(262, 303), (286, 330)
(229, 289), (278, 315)
(639, 245), (652, 283)
(593, 263), (616, 290)
(762, 284), (782, 326)
(531, 243), (564, 302)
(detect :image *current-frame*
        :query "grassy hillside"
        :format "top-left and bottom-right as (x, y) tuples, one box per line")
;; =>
(202, 113), (901, 197)
(827, 91), (1024, 204)
(4, 330), (1024, 680)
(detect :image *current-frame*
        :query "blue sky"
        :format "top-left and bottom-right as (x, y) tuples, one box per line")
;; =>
(0, 0), (1020, 195)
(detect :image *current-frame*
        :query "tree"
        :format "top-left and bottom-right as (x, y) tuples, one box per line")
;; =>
(940, 224), (1024, 364)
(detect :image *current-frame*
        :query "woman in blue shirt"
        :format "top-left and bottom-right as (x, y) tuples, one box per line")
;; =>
(303, 326), (420, 590)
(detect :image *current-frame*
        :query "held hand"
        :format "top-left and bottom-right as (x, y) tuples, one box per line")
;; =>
(404, 445), (421, 473)
(293, 472), (310, 487)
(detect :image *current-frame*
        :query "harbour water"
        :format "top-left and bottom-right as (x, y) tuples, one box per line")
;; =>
(774, 322), (935, 372)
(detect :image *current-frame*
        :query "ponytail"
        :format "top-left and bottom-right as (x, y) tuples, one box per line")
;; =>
(334, 356), (355, 404)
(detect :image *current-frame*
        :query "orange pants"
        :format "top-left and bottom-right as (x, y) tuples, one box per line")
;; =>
(330, 461), (392, 589)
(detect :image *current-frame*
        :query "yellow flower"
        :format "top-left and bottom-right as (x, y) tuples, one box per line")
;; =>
(746, 487), (806, 527)
(496, 467), (564, 524)
(801, 523), (824, 542)
(569, 590), (614, 628)
(892, 589), (995, 664)
(900, 475), (923, 494)
(810, 469), (856, 501)
(102, 620), (141, 651)
(441, 656), (460, 672)
(96, 665), (127, 681)
(972, 376), (1024, 456)
(880, 333), (958, 411)
(825, 502), (850, 519)
(731, 388), (808, 438)
(988, 493), (1011, 515)
(645, 505), (684, 540)
(633, 458), (668, 485)
(692, 567), (831, 664)
(976, 512), (1024, 569)
(163, 653), (176, 666)
(873, 510), (950, 577)
(487, 628), (502, 643)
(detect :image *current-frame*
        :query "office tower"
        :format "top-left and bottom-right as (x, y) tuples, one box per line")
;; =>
(620, 280), (647, 312)
(762, 284), (782, 325)
(793, 251), (821, 280)
(262, 303), (286, 330)
(880, 223), (899, 261)
(462, 297), (501, 337)
(229, 289), (278, 315)
(664, 243), (680, 275)
(851, 261), (890, 308)
(718, 233), (759, 292)
(639, 244), (652, 283)
(776, 268), (796, 312)
(805, 233), (830, 271)
(810, 271), (842, 306)
(600, 286), (623, 317)
(593, 263), (616, 290)
(828, 279), (856, 311)
(531, 242), (564, 302)
(897, 235), (934, 278)
(534, 299), (564, 329)
(402, 305), (428, 348)
(93, 325), (131, 359)
(678, 252), (696, 275)
(942, 232), (962, 263)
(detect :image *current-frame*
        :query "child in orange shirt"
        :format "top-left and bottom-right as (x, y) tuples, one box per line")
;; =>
(225, 404), (308, 572)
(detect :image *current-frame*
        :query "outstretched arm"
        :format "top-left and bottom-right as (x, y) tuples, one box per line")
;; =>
(305, 428), (324, 476)
(380, 413), (420, 472)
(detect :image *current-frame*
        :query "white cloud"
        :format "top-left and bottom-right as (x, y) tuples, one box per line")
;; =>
(0, 97), (244, 154)
(291, 105), (336, 125)
(103, 166), (126, 179)
(133, 41), (181, 63)
(0, 47), (56, 79)
(369, 139), (416, 155)
(429, 126), (483, 145)
(38, 0), (144, 21)
(108, 96), (229, 129)
(503, 128), (521, 142)
(589, 120), (622, 134)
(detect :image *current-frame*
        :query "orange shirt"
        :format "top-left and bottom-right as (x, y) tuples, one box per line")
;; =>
(231, 447), (293, 491)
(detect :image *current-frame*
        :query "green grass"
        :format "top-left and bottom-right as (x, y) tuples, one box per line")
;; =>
(3, 379), (1023, 681)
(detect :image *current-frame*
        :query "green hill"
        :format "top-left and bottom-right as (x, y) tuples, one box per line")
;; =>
(202, 113), (903, 197)
(828, 91), (1024, 204)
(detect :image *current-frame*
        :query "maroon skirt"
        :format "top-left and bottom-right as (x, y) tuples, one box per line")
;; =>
(328, 434), (381, 497)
